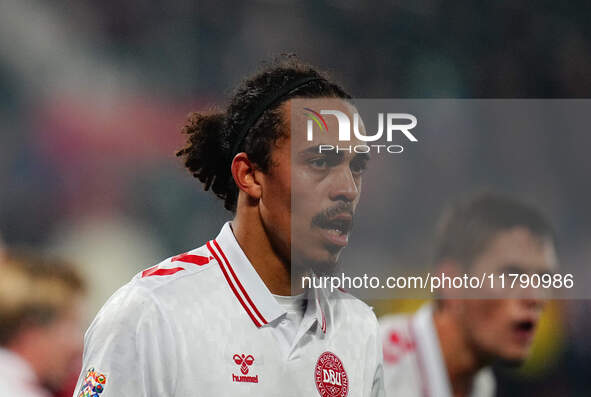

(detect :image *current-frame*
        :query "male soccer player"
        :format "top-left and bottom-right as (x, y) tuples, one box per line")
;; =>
(0, 250), (86, 397)
(74, 58), (384, 396)
(380, 193), (558, 397)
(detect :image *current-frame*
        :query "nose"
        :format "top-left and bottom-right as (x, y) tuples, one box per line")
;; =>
(521, 296), (545, 311)
(328, 165), (360, 203)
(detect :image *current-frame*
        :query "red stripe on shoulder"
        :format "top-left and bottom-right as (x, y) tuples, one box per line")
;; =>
(171, 253), (212, 266)
(142, 266), (185, 278)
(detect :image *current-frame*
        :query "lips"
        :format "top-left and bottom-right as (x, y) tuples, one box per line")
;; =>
(512, 318), (538, 344)
(317, 214), (353, 248)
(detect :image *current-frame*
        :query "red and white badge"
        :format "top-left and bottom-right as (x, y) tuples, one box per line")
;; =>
(314, 351), (349, 397)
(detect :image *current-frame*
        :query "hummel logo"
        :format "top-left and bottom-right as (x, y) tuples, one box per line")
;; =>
(233, 354), (254, 374)
(232, 354), (259, 384)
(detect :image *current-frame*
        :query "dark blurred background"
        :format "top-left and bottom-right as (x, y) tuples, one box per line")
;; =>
(1, 1), (590, 395)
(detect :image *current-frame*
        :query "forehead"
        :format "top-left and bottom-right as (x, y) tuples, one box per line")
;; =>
(473, 227), (558, 273)
(285, 98), (364, 150)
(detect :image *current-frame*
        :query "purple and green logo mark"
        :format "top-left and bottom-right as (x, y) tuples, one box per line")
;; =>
(304, 107), (328, 133)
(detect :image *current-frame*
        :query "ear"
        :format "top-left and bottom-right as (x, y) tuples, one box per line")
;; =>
(231, 153), (262, 201)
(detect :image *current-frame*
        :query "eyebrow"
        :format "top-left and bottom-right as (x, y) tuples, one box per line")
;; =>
(299, 145), (325, 155)
(298, 146), (372, 160)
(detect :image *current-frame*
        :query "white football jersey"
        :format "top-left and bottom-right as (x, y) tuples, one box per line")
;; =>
(0, 348), (51, 397)
(379, 304), (495, 397)
(74, 222), (384, 397)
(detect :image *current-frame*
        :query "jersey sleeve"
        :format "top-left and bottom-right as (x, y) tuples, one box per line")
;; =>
(73, 283), (177, 397)
(379, 314), (421, 397)
(371, 313), (385, 397)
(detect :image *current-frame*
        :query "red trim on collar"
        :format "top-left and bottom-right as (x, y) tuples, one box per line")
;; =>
(207, 240), (268, 328)
(213, 240), (268, 325)
(316, 297), (326, 334)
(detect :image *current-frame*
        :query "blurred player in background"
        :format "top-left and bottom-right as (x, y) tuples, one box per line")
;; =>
(0, 250), (86, 397)
(74, 56), (383, 396)
(0, 232), (5, 259)
(380, 193), (558, 397)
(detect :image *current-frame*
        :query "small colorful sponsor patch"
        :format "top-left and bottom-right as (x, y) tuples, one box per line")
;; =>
(77, 367), (108, 397)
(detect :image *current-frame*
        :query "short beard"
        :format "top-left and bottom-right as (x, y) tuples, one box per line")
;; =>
(290, 201), (354, 289)
(292, 252), (340, 275)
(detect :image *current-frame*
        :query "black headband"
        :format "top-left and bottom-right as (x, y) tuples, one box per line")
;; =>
(228, 76), (323, 162)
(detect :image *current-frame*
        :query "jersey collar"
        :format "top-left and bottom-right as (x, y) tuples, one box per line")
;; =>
(207, 222), (329, 333)
(0, 348), (42, 391)
(410, 304), (496, 397)
(207, 222), (286, 328)
(309, 283), (328, 334)
(410, 304), (453, 397)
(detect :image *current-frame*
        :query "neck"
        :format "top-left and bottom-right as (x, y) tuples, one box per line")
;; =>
(433, 306), (483, 397)
(232, 210), (292, 296)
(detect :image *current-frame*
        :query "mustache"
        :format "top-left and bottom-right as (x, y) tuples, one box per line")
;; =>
(311, 202), (355, 231)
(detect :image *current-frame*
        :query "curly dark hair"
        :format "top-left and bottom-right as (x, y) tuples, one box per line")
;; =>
(176, 55), (350, 212)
